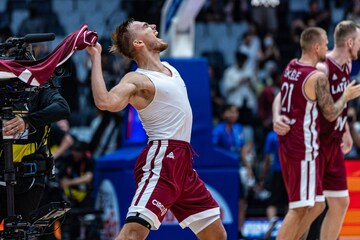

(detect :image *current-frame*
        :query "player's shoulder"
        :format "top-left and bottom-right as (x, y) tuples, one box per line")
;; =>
(310, 69), (327, 80)
(123, 71), (147, 79)
(119, 71), (149, 86)
(316, 61), (329, 76)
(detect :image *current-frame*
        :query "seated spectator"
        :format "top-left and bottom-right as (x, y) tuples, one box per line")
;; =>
(48, 119), (74, 160)
(58, 140), (94, 239)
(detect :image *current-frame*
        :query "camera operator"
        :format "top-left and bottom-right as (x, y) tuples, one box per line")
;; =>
(0, 41), (71, 224)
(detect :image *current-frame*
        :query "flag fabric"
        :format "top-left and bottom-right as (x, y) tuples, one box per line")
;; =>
(0, 24), (97, 86)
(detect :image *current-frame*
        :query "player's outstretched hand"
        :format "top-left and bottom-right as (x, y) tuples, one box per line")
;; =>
(344, 80), (360, 101)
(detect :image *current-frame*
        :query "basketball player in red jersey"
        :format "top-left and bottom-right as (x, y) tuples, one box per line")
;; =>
(273, 27), (360, 240)
(274, 20), (360, 240)
(86, 19), (226, 240)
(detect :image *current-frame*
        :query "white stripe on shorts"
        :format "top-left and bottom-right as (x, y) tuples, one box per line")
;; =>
(132, 142), (166, 207)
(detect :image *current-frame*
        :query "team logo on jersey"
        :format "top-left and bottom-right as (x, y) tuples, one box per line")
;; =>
(332, 74), (338, 81)
(166, 152), (175, 159)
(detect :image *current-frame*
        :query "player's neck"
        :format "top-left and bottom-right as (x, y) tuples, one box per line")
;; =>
(298, 55), (318, 67)
(327, 49), (349, 67)
(137, 53), (162, 71)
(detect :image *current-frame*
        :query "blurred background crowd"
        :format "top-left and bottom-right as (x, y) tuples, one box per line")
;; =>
(1, 0), (360, 239)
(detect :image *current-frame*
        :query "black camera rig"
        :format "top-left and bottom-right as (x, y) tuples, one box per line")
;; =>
(0, 34), (71, 240)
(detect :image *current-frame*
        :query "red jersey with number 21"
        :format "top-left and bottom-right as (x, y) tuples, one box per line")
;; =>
(279, 60), (320, 160)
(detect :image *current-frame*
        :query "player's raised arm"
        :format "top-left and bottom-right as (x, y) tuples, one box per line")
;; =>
(86, 43), (139, 112)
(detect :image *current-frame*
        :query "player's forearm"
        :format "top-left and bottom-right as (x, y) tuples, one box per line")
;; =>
(316, 75), (345, 122)
(272, 93), (281, 119)
(90, 54), (111, 110)
(67, 172), (93, 186)
(323, 94), (346, 122)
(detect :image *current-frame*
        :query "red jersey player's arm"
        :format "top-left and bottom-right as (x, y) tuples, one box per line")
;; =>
(308, 71), (360, 122)
(272, 93), (290, 136)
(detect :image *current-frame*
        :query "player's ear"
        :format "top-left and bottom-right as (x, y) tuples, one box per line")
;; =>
(347, 38), (354, 48)
(313, 42), (320, 52)
(133, 40), (143, 48)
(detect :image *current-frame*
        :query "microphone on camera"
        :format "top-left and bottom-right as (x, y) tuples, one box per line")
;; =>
(0, 33), (55, 49)
(23, 33), (55, 43)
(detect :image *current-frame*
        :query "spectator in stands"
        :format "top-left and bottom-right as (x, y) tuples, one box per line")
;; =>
(346, 0), (360, 25)
(48, 119), (74, 160)
(59, 140), (94, 240)
(223, 0), (251, 22)
(238, 21), (263, 72)
(197, 0), (225, 22)
(347, 106), (360, 158)
(17, 0), (65, 36)
(208, 63), (225, 123)
(257, 63), (280, 151)
(212, 104), (255, 240)
(303, 0), (331, 31)
(122, 0), (165, 30)
(259, 32), (281, 69)
(259, 130), (287, 239)
(221, 51), (257, 116)
(290, 18), (307, 58)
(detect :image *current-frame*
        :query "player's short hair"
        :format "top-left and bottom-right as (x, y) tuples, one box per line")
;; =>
(110, 18), (136, 59)
(300, 27), (326, 52)
(334, 20), (360, 47)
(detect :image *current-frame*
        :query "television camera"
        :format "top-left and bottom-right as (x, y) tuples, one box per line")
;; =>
(0, 34), (71, 240)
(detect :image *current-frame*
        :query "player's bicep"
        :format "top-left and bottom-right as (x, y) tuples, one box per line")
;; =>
(107, 81), (136, 111)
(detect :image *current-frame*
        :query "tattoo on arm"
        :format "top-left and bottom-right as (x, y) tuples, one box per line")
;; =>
(315, 74), (345, 121)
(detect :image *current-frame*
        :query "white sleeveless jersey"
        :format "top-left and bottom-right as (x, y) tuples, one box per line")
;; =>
(135, 62), (193, 143)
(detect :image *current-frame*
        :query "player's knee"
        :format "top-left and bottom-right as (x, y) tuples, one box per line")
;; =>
(198, 229), (227, 240)
(293, 207), (308, 218)
(195, 217), (227, 240)
(314, 201), (326, 215)
(115, 216), (151, 240)
(329, 197), (350, 212)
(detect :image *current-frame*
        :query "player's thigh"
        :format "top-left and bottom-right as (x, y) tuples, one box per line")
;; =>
(196, 218), (227, 240)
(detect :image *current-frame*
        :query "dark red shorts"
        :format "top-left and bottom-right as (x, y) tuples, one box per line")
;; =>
(279, 146), (320, 209)
(127, 140), (219, 229)
(318, 138), (348, 197)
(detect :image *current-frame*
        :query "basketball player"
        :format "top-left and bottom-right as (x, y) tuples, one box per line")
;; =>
(273, 20), (360, 240)
(86, 18), (226, 240)
(273, 27), (360, 240)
